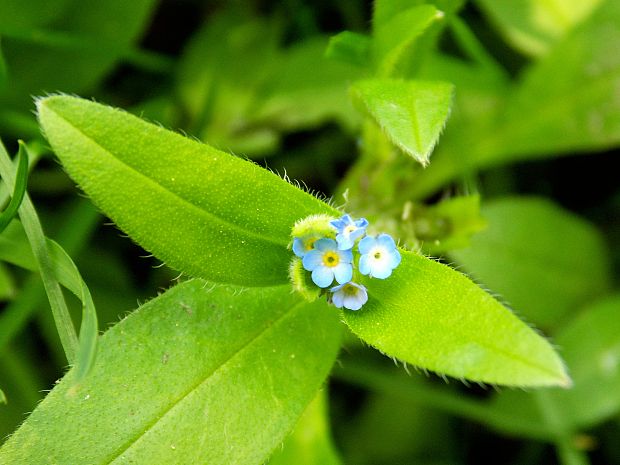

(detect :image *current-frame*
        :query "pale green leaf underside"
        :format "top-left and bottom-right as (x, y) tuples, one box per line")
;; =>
(351, 79), (454, 165)
(346, 251), (569, 387)
(0, 281), (342, 464)
(37, 95), (338, 286)
(451, 197), (610, 328)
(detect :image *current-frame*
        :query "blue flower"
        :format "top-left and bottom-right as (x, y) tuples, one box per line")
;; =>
(292, 235), (320, 257)
(358, 234), (401, 279)
(302, 238), (353, 288)
(330, 282), (368, 311)
(330, 214), (369, 250)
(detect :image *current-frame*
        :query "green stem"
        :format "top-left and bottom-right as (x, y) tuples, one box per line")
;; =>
(534, 391), (590, 465)
(332, 360), (554, 440)
(0, 140), (77, 363)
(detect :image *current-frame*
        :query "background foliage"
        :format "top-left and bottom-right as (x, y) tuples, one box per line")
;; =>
(0, 1), (619, 464)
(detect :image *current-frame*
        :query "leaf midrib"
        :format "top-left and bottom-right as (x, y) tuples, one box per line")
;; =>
(104, 299), (306, 464)
(46, 104), (290, 248)
(365, 257), (565, 383)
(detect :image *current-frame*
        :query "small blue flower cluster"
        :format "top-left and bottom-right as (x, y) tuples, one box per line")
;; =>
(292, 214), (401, 311)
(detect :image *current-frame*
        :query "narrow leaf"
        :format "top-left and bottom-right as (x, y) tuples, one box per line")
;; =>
(0, 387), (6, 405)
(0, 139), (78, 363)
(36, 95), (338, 287)
(351, 79), (454, 165)
(0, 140), (29, 233)
(451, 197), (611, 328)
(0, 281), (342, 465)
(346, 250), (570, 387)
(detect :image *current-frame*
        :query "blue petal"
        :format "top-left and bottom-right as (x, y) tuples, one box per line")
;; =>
(302, 250), (323, 271)
(333, 263), (353, 284)
(335, 233), (354, 250)
(329, 219), (346, 231)
(359, 255), (371, 275)
(389, 249), (402, 267)
(341, 214), (353, 225)
(292, 238), (306, 257)
(377, 233), (397, 250)
(315, 238), (337, 252)
(350, 228), (366, 241)
(355, 218), (369, 228)
(339, 248), (354, 263)
(331, 290), (345, 308)
(358, 236), (376, 255)
(312, 266), (334, 288)
(370, 260), (393, 279)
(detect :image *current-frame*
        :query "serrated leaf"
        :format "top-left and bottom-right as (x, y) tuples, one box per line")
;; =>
(325, 31), (370, 67)
(37, 95), (338, 287)
(0, 280), (342, 464)
(351, 79), (454, 165)
(346, 250), (570, 387)
(475, 0), (602, 56)
(488, 295), (620, 435)
(451, 197), (610, 328)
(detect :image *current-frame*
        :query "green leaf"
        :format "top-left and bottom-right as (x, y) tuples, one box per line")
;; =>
(268, 390), (342, 465)
(372, 5), (443, 77)
(450, 197), (610, 328)
(0, 280), (342, 464)
(0, 0), (157, 108)
(37, 95), (338, 286)
(0, 140), (29, 233)
(488, 295), (620, 434)
(475, 0), (620, 165)
(0, 387), (6, 405)
(351, 79), (454, 165)
(475, 0), (602, 56)
(0, 0), (74, 31)
(346, 250), (570, 387)
(325, 31), (370, 67)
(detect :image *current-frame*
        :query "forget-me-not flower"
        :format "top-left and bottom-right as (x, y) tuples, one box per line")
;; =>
(292, 235), (321, 257)
(302, 238), (353, 288)
(330, 214), (369, 250)
(358, 233), (401, 279)
(330, 282), (368, 311)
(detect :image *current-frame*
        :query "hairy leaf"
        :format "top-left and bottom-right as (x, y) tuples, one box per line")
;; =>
(346, 250), (570, 387)
(351, 79), (454, 165)
(37, 95), (338, 286)
(451, 197), (610, 328)
(268, 390), (342, 465)
(0, 281), (342, 464)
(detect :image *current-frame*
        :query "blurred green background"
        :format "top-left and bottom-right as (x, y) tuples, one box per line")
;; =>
(1, 1), (619, 464)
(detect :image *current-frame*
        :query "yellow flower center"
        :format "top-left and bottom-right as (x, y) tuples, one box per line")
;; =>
(322, 251), (340, 267)
(304, 237), (318, 251)
(344, 225), (356, 234)
(342, 284), (358, 295)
